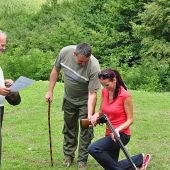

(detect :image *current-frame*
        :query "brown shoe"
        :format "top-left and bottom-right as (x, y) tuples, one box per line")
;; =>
(62, 157), (72, 167)
(78, 164), (87, 170)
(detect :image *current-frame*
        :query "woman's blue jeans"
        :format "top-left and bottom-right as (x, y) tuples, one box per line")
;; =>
(88, 133), (143, 170)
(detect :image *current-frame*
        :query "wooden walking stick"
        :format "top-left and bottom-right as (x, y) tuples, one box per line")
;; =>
(48, 99), (53, 166)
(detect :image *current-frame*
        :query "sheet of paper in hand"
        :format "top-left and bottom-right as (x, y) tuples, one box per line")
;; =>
(9, 76), (35, 92)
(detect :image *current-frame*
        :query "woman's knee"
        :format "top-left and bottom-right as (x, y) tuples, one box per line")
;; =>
(88, 143), (93, 154)
(88, 143), (103, 155)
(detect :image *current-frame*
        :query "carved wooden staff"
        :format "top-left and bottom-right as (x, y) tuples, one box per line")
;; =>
(48, 99), (53, 166)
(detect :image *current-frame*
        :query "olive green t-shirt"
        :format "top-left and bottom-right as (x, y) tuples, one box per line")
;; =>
(54, 45), (101, 105)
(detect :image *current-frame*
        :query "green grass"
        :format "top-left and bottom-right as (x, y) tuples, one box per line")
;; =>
(1, 0), (47, 14)
(2, 81), (170, 169)
(1, 0), (72, 14)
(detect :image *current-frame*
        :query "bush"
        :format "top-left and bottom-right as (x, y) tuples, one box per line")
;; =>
(1, 0), (169, 92)
(2, 48), (56, 81)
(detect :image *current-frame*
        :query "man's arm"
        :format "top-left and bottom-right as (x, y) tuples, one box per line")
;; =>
(45, 66), (61, 102)
(87, 92), (97, 119)
(89, 96), (104, 126)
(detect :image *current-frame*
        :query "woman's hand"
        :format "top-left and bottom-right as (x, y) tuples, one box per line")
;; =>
(110, 128), (120, 142)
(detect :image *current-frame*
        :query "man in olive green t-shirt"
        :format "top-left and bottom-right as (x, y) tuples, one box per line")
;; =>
(45, 43), (101, 170)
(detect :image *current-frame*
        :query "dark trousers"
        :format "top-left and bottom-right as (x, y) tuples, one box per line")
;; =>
(88, 133), (143, 170)
(62, 99), (94, 165)
(0, 106), (4, 167)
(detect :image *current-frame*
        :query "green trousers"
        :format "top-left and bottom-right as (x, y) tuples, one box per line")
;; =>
(62, 98), (94, 165)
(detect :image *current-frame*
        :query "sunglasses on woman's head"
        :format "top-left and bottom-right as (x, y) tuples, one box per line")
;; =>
(98, 72), (114, 78)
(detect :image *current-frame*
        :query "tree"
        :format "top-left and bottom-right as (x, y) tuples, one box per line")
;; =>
(132, 0), (170, 59)
(132, 0), (170, 90)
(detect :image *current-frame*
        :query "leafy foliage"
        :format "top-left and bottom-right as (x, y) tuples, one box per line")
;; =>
(132, 0), (170, 57)
(0, 0), (169, 91)
(132, 0), (170, 91)
(1, 48), (54, 80)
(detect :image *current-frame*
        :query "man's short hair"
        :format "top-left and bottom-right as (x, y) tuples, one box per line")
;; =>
(0, 30), (7, 38)
(75, 42), (92, 57)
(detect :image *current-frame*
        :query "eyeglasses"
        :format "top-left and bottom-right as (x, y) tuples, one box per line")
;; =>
(98, 73), (114, 78)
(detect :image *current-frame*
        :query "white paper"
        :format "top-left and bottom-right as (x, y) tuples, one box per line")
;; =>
(10, 76), (35, 92)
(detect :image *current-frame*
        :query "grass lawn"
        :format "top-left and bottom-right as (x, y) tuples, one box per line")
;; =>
(1, 81), (170, 169)
(1, 0), (72, 14)
(1, 0), (46, 14)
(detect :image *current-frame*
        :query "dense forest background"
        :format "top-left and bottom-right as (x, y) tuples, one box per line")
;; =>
(0, 0), (170, 92)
